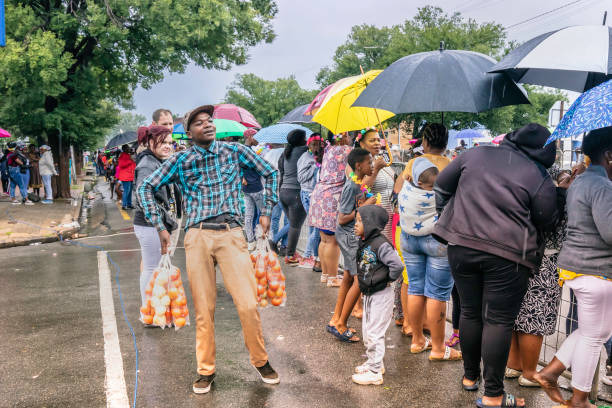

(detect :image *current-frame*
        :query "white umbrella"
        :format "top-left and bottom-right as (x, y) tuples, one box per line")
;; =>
(489, 25), (612, 92)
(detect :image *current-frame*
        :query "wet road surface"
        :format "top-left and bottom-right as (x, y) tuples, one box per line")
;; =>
(0, 181), (589, 407)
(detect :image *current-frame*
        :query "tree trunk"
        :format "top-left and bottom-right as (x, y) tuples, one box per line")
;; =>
(47, 129), (72, 198)
(75, 149), (83, 176)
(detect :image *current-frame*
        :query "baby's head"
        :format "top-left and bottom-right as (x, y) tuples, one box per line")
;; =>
(412, 157), (438, 191)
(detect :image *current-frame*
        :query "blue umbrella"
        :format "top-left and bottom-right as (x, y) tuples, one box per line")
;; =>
(547, 79), (612, 144)
(254, 124), (313, 144)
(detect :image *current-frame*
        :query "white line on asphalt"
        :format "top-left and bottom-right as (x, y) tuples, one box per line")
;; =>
(73, 232), (136, 240)
(97, 251), (130, 408)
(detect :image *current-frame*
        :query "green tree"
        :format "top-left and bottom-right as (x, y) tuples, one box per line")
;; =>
(225, 73), (318, 127)
(316, 6), (562, 136)
(105, 112), (147, 143)
(0, 0), (277, 196)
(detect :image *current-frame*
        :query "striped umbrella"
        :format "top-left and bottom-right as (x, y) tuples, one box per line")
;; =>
(490, 25), (612, 92)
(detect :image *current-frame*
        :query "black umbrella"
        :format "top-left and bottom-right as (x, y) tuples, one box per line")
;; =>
(277, 104), (313, 124)
(488, 25), (612, 92)
(105, 131), (137, 150)
(353, 43), (530, 115)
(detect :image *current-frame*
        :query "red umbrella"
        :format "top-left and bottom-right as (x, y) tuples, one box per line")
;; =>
(213, 104), (261, 128)
(0, 128), (11, 138)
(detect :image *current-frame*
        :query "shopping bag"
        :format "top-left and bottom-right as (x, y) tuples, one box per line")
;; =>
(139, 254), (190, 329)
(250, 236), (286, 307)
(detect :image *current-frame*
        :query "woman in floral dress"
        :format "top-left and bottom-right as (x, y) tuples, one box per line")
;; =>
(308, 132), (352, 285)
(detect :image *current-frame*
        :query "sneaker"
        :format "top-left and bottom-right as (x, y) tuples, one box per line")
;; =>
(298, 256), (315, 269)
(24, 200), (34, 206)
(193, 373), (215, 394)
(278, 246), (287, 257)
(352, 370), (383, 385)
(312, 260), (322, 273)
(603, 365), (612, 386)
(41, 200), (53, 204)
(253, 361), (280, 384)
(355, 363), (385, 375)
(11, 199), (21, 205)
(284, 255), (300, 265)
(248, 241), (256, 252)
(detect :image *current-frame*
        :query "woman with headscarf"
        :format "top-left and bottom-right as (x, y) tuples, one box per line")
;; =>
(534, 127), (612, 408)
(278, 129), (309, 264)
(434, 123), (559, 408)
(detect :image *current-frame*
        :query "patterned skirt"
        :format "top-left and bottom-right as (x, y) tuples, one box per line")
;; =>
(514, 254), (562, 336)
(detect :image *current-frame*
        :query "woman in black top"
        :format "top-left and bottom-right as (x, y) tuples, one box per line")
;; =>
(278, 129), (309, 264)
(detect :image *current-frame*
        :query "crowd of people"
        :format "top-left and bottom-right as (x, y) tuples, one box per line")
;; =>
(0, 142), (57, 204)
(113, 103), (611, 406)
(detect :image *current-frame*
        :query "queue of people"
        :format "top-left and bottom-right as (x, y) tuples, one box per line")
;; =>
(1, 142), (56, 204)
(124, 103), (611, 406)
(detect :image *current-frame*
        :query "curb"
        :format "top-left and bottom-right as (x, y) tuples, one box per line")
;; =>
(0, 182), (87, 249)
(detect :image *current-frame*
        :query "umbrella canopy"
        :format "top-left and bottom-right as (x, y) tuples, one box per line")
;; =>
(278, 104), (313, 124)
(547, 79), (612, 144)
(312, 70), (395, 134)
(492, 134), (506, 145)
(0, 128), (11, 138)
(489, 26), (612, 92)
(254, 124), (313, 144)
(106, 131), (137, 150)
(353, 47), (530, 114)
(213, 104), (261, 128)
(214, 119), (247, 139)
(305, 76), (362, 115)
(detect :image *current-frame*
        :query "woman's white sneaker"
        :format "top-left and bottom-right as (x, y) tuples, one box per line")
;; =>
(352, 370), (383, 385)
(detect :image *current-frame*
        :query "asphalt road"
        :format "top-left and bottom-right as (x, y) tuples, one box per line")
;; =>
(0, 181), (602, 408)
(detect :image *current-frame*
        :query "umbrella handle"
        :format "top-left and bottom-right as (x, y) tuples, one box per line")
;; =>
(360, 65), (393, 166)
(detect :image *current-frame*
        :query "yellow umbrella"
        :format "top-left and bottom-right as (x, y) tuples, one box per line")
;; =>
(311, 70), (395, 134)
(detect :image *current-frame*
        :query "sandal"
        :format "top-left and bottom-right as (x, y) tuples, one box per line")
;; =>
(327, 325), (359, 342)
(401, 328), (413, 337)
(429, 346), (462, 361)
(462, 376), (481, 392)
(476, 392), (525, 407)
(410, 337), (432, 354)
(445, 332), (460, 347)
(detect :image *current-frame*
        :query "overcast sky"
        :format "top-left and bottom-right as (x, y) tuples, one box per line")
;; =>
(132, 0), (609, 119)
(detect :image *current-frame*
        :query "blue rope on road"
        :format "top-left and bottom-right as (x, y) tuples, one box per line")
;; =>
(4, 208), (140, 408)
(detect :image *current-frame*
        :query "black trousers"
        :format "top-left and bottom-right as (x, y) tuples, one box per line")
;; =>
(279, 188), (306, 257)
(448, 245), (530, 397)
(451, 285), (460, 330)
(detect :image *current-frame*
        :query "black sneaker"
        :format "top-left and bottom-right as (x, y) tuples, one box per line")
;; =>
(193, 373), (215, 394)
(278, 246), (287, 257)
(253, 361), (280, 384)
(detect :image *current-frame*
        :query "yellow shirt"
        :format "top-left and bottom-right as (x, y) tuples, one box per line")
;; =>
(403, 153), (451, 180)
(558, 268), (610, 287)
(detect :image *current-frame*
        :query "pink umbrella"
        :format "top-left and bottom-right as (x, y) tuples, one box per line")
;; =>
(213, 104), (261, 128)
(305, 83), (334, 115)
(0, 128), (11, 138)
(492, 133), (506, 144)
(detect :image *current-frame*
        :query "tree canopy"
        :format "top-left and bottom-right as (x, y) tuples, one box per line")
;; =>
(0, 0), (278, 195)
(225, 73), (318, 127)
(316, 6), (563, 134)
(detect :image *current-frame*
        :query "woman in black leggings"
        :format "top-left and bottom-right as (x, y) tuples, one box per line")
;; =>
(278, 129), (309, 264)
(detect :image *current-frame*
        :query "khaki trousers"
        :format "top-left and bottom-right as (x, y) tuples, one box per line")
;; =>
(184, 227), (268, 375)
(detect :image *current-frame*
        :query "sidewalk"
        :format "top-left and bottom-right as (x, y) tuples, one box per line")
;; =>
(0, 177), (88, 248)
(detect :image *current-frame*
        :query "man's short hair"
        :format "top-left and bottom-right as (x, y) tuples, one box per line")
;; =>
(152, 109), (173, 123)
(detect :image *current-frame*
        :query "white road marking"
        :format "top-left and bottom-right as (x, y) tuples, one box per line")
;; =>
(98, 251), (130, 408)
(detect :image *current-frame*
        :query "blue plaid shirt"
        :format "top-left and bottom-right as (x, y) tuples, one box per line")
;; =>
(138, 141), (278, 231)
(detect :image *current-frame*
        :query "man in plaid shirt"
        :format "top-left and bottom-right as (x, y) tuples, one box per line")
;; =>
(138, 105), (280, 394)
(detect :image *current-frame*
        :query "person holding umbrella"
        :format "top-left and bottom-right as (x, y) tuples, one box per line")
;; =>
(534, 127), (612, 408)
(434, 123), (559, 407)
(116, 144), (136, 210)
